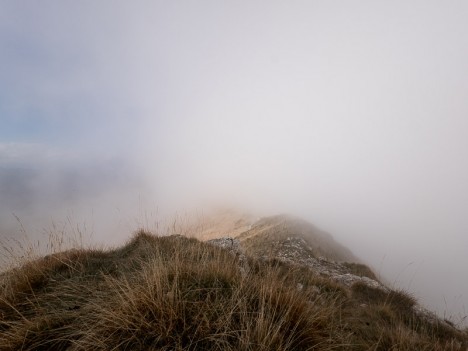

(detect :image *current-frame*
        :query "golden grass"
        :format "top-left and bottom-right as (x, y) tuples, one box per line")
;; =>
(0, 230), (467, 350)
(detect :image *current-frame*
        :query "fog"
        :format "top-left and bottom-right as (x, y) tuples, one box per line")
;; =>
(1, 1), (468, 324)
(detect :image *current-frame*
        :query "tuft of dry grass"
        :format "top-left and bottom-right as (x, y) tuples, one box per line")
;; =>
(346, 282), (467, 350)
(0, 230), (467, 350)
(0, 232), (341, 350)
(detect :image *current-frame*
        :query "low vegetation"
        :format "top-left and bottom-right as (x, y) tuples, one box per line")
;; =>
(0, 230), (467, 350)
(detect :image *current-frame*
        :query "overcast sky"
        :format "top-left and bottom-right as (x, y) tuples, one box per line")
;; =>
(1, 1), (468, 323)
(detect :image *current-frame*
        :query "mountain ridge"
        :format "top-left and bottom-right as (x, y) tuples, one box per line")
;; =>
(0, 213), (467, 350)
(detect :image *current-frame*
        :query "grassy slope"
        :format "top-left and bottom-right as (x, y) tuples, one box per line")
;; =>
(0, 231), (467, 350)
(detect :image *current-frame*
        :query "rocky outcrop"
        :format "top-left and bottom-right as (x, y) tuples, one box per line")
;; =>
(207, 237), (249, 276)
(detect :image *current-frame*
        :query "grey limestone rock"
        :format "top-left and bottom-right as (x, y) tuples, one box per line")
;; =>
(207, 237), (249, 276)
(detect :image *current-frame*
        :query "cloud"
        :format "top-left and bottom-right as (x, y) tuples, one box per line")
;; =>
(0, 143), (54, 163)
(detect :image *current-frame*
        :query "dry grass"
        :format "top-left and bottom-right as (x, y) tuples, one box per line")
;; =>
(344, 282), (467, 350)
(0, 230), (467, 350)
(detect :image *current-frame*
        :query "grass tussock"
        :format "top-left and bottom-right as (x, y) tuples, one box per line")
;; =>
(0, 230), (467, 350)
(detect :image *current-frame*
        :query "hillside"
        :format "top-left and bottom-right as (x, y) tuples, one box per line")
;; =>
(0, 215), (467, 350)
(236, 214), (358, 263)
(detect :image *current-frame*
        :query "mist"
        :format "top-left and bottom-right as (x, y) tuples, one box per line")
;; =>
(1, 1), (468, 324)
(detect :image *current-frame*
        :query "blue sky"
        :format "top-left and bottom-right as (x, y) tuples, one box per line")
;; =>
(1, 1), (468, 323)
(1, 1), (149, 150)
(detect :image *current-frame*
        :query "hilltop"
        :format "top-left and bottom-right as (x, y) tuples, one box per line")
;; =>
(0, 214), (467, 350)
